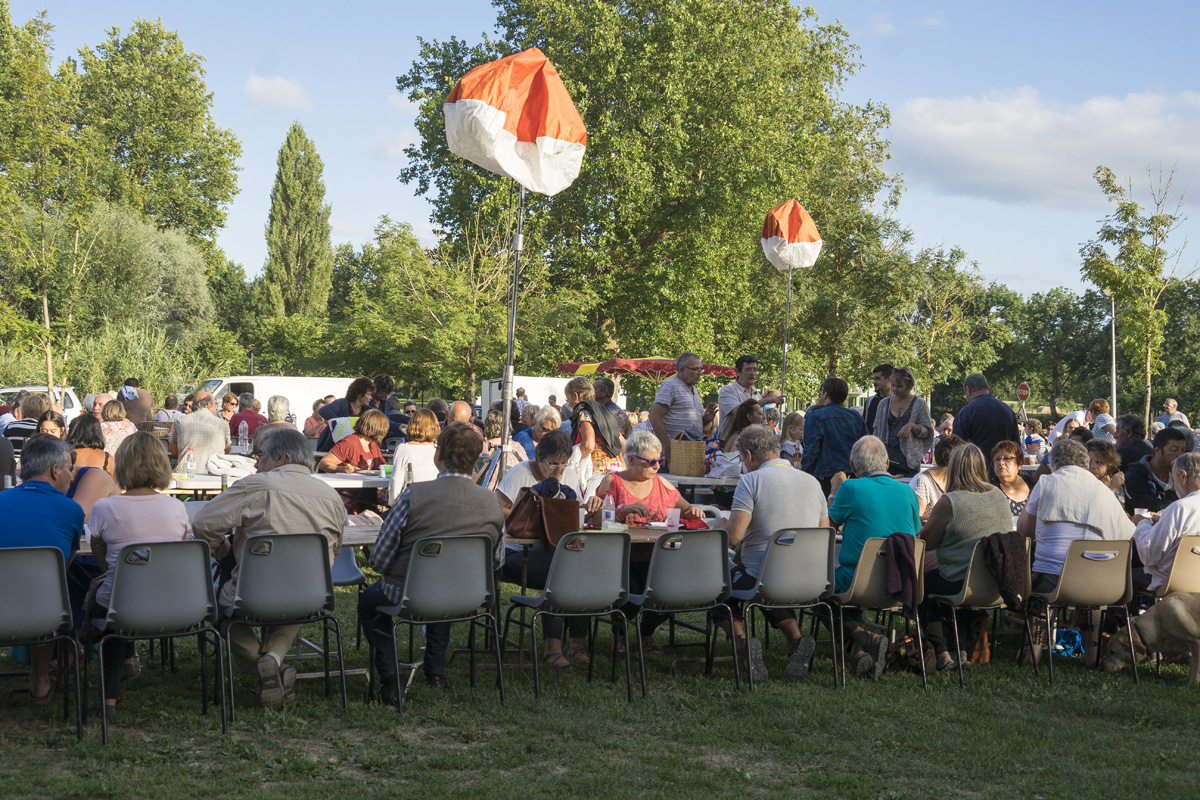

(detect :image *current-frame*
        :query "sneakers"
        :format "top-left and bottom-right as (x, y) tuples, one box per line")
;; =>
(281, 664), (298, 702)
(257, 655), (285, 710)
(738, 637), (768, 684)
(850, 650), (875, 678)
(957, 650), (972, 670)
(120, 653), (141, 682)
(868, 633), (890, 677)
(783, 636), (817, 682)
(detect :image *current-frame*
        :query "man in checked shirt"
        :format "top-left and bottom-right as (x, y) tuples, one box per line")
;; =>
(358, 422), (504, 703)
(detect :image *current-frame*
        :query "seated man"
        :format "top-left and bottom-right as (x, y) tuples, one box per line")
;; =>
(0, 436), (83, 703)
(1124, 426), (1187, 515)
(168, 392), (231, 470)
(712, 424), (830, 683)
(827, 436), (921, 677)
(192, 427), (346, 709)
(1134, 451), (1200, 594)
(359, 423), (504, 703)
(1113, 413), (1152, 472)
(228, 392), (268, 439)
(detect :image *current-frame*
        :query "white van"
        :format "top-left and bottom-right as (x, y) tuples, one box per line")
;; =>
(480, 375), (629, 412)
(196, 376), (352, 423)
(0, 385), (85, 421)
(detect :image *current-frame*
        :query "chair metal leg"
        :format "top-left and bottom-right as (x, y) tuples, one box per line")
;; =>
(530, 611), (542, 701)
(328, 617), (348, 711)
(587, 616), (599, 683)
(388, 619), (405, 713)
(635, 610), (648, 698)
(912, 612), (928, 692)
(837, 604), (847, 688)
(199, 632), (209, 715)
(1126, 607), (1139, 685)
(224, 622), (239, 722)
(468, 618), (477, 689)
(947, 601), (965, 689)
(1045, 605), (1055, 686)
(323, 619), (331, 697)
(615, 611), (633, 703)
(98, 635), (111, 744)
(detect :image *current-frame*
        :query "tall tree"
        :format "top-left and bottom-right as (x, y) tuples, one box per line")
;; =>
(75, 18), (241, 249)
(262, 121), (334, 318)
(1081, 165), (1194, 428)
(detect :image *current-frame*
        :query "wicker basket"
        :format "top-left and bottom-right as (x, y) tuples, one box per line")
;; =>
(668, 434), (706, 477)
(139, 410), (173, 439)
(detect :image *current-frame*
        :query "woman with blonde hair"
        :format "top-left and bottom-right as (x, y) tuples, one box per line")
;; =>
(918, 443), (1013, 670)
(100, 399), (138, 456)
(389, 408), (440, 502)
(320, 408), (390, 514)
(780, 410), (805, 466)
(220, 392), (238, 422)
(86, 432), (190, 722)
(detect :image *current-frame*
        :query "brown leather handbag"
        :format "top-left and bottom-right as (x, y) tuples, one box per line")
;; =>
(505, 487), (581, 549)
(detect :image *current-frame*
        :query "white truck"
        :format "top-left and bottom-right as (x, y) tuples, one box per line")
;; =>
(480, 374), (628, 413)
(195, 376), (352, 423)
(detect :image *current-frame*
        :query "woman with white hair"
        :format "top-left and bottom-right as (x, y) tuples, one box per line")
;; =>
(584, 430), (701, 527)
(513, 405), (560, 461)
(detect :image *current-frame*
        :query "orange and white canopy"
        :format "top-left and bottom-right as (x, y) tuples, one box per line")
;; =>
(444, 47), (587, 197)
(761, 199), (822, 271)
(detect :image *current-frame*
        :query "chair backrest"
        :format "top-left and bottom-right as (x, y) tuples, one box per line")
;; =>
(184, 501), (210, 523)
(1162, 534), (1200, 596)
(398, 535), (495, 622)
(756, 527), (836, 606)
(232, 533), (335, 622)
(0, 547), (72, 642)
(541, 531), (630, 614)
(689, 504), (727, 521)
(1050, 538), (1132, 608)
(330, 545), (366, 586)
(841, 536), (926, 609)
(105, 540), (217, 636)
(958, 536), (1032, 608)
(640, 529), (730, 612)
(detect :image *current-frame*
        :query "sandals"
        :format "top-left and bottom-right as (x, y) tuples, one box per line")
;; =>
(541, 652), (571, 670)
(566, 646), (591, 664)
(28, 685), (54, 705)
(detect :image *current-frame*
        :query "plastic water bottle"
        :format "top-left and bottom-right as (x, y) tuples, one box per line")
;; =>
(184, 447), (196, 479)
(602, 494), (616, 530)
(405, 462), (414, 489)
(238, 419), (249, 452)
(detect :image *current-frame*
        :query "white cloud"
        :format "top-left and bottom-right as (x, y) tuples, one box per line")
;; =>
(890, 88), (1200, 208)
(869, 14), (896, 37)
(243, 72), (313, 112)
(920, 12), (947, 30)
(362, 129), (419, 162)
(387, 94), (420, 115)
(330, 218), (372, 240)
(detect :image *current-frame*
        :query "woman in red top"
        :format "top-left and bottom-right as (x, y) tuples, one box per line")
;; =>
(318, 409), (389, 515)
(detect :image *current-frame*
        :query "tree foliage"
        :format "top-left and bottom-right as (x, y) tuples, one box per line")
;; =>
(263, 121), (333, 318)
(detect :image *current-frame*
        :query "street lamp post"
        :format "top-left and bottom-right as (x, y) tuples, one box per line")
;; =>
(1103, 288), (1117, 417)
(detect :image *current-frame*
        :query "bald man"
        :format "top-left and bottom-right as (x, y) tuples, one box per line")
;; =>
(168, 391), (231, 470)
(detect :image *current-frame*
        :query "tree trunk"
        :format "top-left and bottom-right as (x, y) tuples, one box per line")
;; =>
(1144, 343), (1153, 432)
(41, 288), (53, 391)
(1048, 360), (1059, 420)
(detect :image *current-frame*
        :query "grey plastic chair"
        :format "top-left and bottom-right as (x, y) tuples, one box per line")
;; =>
(93, 539), (225, 743)
(730, 528), (839, 690)
(0, 547), (82, 740)
(369, 534), (503, 713)
(1024, 538), (1135, 686)
(503, 531), (633, 701)
(222, 533), (347, 720)
(626, 529), (736, 696)
(331, 546), (367, 648)
(927, 537), (1030, 688)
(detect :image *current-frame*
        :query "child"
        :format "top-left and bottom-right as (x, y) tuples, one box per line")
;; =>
(1023, 418), (1046, 459)
(780, 410), (805, 465)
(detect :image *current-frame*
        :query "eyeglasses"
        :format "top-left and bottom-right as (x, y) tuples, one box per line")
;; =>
(993, 456), (1018, 464)
(632, 454), (666, 469)
(540, 461), (569, 471)
(679, 364), (702, 373)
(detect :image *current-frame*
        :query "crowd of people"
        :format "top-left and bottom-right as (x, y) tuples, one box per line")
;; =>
(3, 358), (1199, 724)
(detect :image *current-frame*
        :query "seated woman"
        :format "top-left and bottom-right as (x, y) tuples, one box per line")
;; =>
(564, 376), (624, 476)
(720, 399), (765, 454)
(914, 434), (962, 520)
(220, 392), (238, 423)
(918, 444), (1014, 670)
(319, 409), (389, 515)
(991, 440), (1031, 517)
(1085, 439), (1125, 502)
(779, 410), (804, 466)
(388, 409), (440, 503)
(86, 432), (190, 723)
(1017, 438), (1135, 666)
(66, 414), (115, 474)
(35, 410), (67, 440)
(475, 407), (527, 491)
(303, 398), (327, 437)
(100, 399), (138, 456)
(495, 430), (587, 666)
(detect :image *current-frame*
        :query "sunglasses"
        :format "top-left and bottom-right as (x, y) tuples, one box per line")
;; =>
(632, 454), (666, 469)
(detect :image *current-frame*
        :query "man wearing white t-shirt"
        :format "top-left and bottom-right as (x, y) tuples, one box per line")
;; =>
(716, 355), (783, 441)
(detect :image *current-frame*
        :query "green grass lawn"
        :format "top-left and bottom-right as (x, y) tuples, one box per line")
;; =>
(3, 573), (1199, 800)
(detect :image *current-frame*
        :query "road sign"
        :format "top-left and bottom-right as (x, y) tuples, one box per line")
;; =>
(1017, 382), (1030, 402)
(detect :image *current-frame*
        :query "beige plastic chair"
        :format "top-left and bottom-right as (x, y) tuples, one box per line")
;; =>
(1025, 538), (1135, 686)
(927, 538), (1031, 688)
(834, 536), (927, 689)
(1160, 534), (1200, 596)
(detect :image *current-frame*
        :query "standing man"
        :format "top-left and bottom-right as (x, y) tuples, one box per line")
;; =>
(1114, 413), (1153, 472)
(649, 352), (719, 461)
(801, 377), (869, 496)
(954, 373), (1019, 478)
(168, 392), (231, 470)
(117, 378), (153, 424)
(863, 364), (893, 432)
(0, 436), (83, 702)
(1158, 399), (1191, 429)
(359, 423), (504, 701)
(193, 428), (346, 709)
(593, 377), (623, 416)
(717, 356), (781, 441)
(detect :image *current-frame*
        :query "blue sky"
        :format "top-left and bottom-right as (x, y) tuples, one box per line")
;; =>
(14, 1), (1200, 296)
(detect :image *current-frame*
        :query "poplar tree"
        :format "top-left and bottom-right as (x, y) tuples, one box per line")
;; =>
(263, 121), (333, 318)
